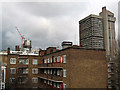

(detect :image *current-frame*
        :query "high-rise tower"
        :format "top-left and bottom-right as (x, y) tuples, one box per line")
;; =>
(99, 7), (117, 56)
(79, 7), (117, 56)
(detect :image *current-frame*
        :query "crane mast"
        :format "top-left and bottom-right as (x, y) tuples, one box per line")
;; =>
(15, 26), (25, 50)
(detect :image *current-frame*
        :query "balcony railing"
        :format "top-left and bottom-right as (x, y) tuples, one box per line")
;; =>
(17, 64), (28, 68)
(38, 74), (63, 82)
(38, 63), (63, 68)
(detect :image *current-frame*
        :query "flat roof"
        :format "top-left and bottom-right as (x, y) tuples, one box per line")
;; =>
(79, 14), (102, 23)
(43, 46), (105, 56)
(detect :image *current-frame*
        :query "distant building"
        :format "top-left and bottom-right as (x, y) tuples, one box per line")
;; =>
(79, 6), (119, 89)
(79, 14), (104, 49)
(99, 7), (117, 56)
(0, 52), (7, 90)
(79, 7), (117, 56)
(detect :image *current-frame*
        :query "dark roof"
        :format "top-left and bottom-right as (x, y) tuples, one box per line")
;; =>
(43, 46), (106, 56)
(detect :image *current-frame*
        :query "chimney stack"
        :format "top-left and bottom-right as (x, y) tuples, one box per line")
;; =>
(15, 45), (20, 51)
(7, 47), (10, 54)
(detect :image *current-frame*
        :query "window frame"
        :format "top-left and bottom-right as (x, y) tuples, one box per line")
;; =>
(32, 77), (38, 83)
(10, 68), (16, 74)
(10, 58), (16, 64)
(32, 59), (38, 65)
(32, 68), (38, 74)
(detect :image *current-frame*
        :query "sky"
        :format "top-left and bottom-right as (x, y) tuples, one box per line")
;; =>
(0, 0), (119, 50)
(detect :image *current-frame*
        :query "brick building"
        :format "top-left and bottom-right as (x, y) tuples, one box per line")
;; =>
(5, 6), (119, 90)
(6, 47), (40, 89)
(38, 46), (107, 89)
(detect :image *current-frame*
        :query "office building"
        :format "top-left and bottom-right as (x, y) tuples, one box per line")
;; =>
(79, 7), (117, 56)
(79, 14), (104, 49)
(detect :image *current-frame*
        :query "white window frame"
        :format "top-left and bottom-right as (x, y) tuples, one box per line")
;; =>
(63, 69), (66, 77)
(63, 55), (66, 63)
(44, 59), (47, 64)
(63, 83), (66, 90)
(32, 59), (38, 65)
(26, 59), (29, 65)
(50, 58), (52, 63)
(10, 68), (16, 74)
(10, 58), (16, 64)
(57, 56), (60, 62)
(32, 68), (38, 74)
(32, 77), (38, 83)
(48, 58), (50, 63)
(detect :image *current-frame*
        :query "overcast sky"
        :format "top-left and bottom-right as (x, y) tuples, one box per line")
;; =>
(0, 0), (119, 51)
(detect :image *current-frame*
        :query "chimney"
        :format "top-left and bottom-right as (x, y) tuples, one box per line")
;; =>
(7, 47), (10, 54)
(15, 45), (20, 51)
(62, 41), (73, 49)
(102, 6), (106, 11)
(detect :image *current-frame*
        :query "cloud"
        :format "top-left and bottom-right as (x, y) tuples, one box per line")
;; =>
(1, 1), (119, 50)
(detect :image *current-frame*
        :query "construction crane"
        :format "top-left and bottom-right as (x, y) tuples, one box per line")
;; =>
(15, 26), (25, 49)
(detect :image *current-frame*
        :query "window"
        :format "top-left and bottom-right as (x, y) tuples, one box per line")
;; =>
(48, 80), (50, 85)
(108, 85), (112, 89)
(63, 69), (66, 77)
(57, 83), (60, 88)
(63, 55), (66, 63)
(48, 69), (50, 74)
(50, 58), (52, 63)
(32, 77), (38, 83)
(57, 70), (60, 76)
(108, 80), (113, 83)
(33, 59), (38, 65)
(63, 83), (66, 90)
(54, 57), (57, 63)
(10, 68), (16, 74)
(50, 69), (52, 74)
(50, 81), (52, 86)
(44, 69), (47, 74)
(108, 68), (113, 72)
(10, 78), (15, 84)
(44, 80), (46, 84)
(53, 83), (56, 87)
(26, 59), (29, 64)
(57, 56), (60, 62)
(60, 56), (63, 63)
(23, 68), (28, 74)
(10, 58), (16, 64)
(108, 73), (114, 78)
(32, 68), (38, 74)
(18, 77), (28, 84)
(44, 59), (47, 64)
(19, 59), (29, 65)
(48, 58), (50, 63)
